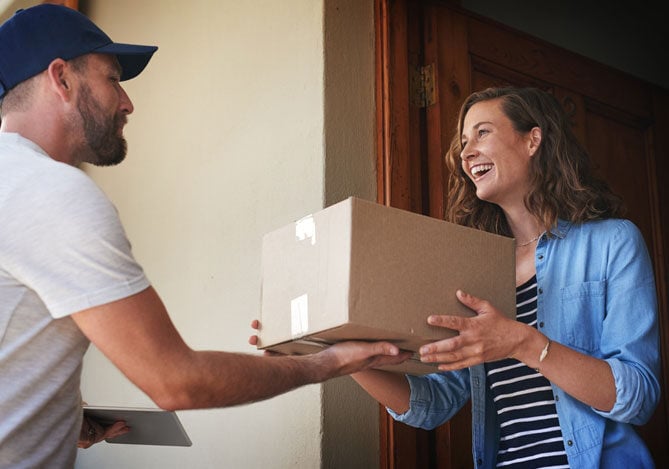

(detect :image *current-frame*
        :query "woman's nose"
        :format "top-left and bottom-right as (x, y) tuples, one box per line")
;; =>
(460, 142), (477, 160)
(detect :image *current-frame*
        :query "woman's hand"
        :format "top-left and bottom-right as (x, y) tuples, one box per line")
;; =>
(419, 290), (532, 370)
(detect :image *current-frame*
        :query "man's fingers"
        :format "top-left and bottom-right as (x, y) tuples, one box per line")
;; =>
(249, 319), (261, 345)
(326, 341), (411, 376)
(104, 421), (130, 440)
(372, 342), (400, 356)
(370, 350), (413, 368)
(364, 343), (412, 368)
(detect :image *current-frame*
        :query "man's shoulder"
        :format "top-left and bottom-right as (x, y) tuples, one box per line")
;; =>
(1, 145), (104, 203)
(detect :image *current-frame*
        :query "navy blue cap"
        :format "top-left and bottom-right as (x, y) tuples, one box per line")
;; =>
(0, 4), (158, 98)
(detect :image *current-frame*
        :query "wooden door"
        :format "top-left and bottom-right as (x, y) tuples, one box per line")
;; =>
(376, 0), (669, 467)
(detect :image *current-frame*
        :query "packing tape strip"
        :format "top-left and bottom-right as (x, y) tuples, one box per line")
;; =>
(295, 215), (316, 245)
(290, 293), (309, 337)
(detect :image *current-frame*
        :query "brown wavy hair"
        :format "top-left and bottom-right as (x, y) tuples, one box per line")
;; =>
(445, 87), (624, 236)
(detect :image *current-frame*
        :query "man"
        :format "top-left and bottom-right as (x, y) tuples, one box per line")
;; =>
(0, 5), (408, 468)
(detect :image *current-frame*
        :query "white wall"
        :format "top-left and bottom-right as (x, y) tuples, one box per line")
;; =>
(73, 0), (378, 468)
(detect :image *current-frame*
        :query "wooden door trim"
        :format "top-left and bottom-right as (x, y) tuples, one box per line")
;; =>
(375, 0), (391, 207)
(376, 0), (413, 212)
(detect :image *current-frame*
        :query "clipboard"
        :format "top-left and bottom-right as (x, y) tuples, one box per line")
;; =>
(83, 405), (192, 447)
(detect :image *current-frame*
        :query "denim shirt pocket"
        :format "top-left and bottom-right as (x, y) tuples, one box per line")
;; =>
(559, 280), (606, 353)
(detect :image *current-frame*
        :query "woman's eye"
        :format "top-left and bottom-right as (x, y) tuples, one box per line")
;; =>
(478, 128), (489, 137)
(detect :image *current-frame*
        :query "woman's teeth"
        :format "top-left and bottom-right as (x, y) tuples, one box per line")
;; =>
(471, 164), (493, 177)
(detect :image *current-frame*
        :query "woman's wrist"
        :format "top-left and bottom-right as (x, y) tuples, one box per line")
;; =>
(513, 325), (549, 369)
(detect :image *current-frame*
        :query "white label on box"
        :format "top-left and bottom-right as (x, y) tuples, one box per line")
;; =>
(295, 215), (316, 245)
(290, 294), (309, 337)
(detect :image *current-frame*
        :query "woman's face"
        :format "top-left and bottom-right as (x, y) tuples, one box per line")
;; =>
(460, 98), (539, 209)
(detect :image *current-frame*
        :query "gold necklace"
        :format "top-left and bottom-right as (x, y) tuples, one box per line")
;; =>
(516, 235), (540, 247)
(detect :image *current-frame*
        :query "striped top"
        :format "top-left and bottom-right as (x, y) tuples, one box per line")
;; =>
(484, 276), (569, 468)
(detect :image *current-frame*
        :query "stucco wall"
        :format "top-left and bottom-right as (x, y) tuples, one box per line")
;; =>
(72, 0), (378, 467)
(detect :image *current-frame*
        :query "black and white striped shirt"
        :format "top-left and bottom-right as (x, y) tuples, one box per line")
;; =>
(484, 276), (569, 468)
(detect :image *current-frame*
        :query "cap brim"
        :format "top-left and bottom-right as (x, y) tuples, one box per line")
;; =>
(95, 43), (158, 81)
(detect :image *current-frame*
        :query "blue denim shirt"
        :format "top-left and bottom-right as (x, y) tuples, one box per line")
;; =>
(389, 219), (660, 468)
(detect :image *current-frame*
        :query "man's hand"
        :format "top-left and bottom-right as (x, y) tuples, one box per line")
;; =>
(248, 319), (412, 378)
(78, 417), (130, 449)
(316, 340), (413, 377)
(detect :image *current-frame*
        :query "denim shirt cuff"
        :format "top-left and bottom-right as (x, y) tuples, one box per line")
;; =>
(593, 358), (657, 425)
(386, 374), (431, 427)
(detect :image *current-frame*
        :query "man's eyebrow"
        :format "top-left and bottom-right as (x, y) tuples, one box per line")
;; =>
(109, 56), (123, 76)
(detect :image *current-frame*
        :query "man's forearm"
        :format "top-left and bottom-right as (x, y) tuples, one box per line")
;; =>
(153, 350), (330, 410)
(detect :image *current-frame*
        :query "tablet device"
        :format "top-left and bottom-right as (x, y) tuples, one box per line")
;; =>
(83, 405), (192, 447)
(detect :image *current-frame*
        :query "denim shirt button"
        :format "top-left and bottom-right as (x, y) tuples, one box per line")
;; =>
(538, 254), (544, 260)
(538, 287), (543, 294)
(567, 440), (574, 446)
(539, 322), (544, 328)
(477, 458), (483, 466)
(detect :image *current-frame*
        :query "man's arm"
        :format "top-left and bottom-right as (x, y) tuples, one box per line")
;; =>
(72, 286), (408, 410)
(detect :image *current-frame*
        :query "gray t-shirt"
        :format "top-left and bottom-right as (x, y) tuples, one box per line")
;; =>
(0, 132), (150, 468)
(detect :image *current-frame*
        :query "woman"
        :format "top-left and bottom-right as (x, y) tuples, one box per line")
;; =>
(351, 87), (660, 468)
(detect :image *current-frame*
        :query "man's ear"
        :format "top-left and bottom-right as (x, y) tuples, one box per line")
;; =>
(45, 59), (73, 100)
(528, 126), (542, 157)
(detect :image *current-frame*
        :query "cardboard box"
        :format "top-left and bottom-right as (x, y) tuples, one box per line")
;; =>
(258, 197), (515, 375)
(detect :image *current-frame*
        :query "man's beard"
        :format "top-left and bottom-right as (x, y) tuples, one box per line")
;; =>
(74, 84), (128, 167)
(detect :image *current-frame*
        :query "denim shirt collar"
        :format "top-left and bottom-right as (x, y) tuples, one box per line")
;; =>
(548, 219), (572, 239)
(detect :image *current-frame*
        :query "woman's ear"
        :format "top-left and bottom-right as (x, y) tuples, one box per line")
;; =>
(528, 127), (542, 157)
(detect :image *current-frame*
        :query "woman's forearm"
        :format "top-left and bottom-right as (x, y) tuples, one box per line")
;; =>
(516, 327), (616, 411)
(351, 369), (412, 414)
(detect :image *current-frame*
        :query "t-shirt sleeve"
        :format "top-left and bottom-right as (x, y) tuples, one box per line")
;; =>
(0, 165), (150, 318)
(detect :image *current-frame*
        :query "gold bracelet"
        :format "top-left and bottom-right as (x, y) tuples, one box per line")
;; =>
(538, 339), (551, 364)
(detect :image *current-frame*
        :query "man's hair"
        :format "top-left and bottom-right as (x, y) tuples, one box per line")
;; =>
(0, 78), (36, 117)
(68, 55), (89, 75)
(444, 86), (623, 236)
(0, 55), (89, 119)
